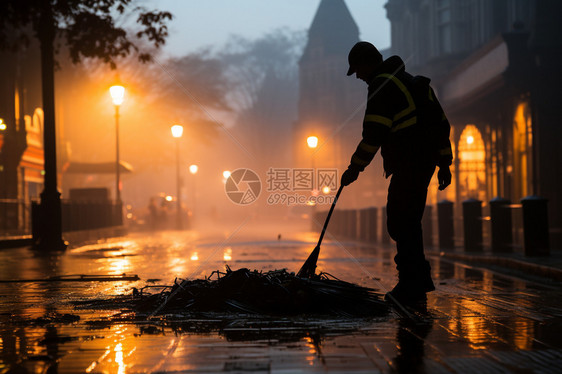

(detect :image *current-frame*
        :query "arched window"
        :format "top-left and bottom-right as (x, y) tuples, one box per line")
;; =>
(512, 101), (533, 199)
(458, 124), (486, 201)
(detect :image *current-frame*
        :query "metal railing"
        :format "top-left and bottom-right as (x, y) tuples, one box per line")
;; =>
(1, 199), (123, 238)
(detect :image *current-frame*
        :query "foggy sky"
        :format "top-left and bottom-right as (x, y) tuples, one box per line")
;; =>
(147, 0), (391, 57)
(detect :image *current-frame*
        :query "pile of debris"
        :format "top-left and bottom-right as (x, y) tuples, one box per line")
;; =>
(114, 267), (388, 317)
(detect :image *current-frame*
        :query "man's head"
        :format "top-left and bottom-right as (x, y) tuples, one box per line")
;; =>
(346, 41), (383, 82)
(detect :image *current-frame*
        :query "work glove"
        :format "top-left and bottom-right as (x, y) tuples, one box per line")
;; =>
(437, 165), (452, 190)
(341, 167), (360, 186)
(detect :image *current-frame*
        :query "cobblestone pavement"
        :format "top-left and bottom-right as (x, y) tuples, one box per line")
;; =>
(1, 224), (561, 373)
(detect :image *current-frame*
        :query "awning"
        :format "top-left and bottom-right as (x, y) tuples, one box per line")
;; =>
(441, 36), (509, 107)
(63, 161), (133, 174)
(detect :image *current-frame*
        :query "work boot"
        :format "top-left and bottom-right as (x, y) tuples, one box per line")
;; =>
(384, 282), (427, 307)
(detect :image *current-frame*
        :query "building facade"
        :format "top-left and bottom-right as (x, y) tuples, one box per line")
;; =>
(0, 40), (45, 234)
(386, 0), (562, 247)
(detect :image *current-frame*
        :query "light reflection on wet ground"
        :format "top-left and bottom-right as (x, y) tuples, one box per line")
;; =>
(1, 227), (561, 373)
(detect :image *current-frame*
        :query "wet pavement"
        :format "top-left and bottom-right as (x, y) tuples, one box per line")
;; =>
(1, 223), (562, 373)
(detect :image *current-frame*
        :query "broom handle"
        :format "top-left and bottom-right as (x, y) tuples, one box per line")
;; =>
(316, 185), (343, 247)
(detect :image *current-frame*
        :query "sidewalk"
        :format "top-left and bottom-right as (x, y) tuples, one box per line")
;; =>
(427, 247), (562, 282)
(0, 234), (33, 249)
(3, 230), (562, 282)
(0, 226), (127, 250)
(1, 229), (561, 373)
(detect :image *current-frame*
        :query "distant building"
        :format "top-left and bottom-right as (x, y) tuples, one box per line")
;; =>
(386, 0), (562, 247)
(296, 0), (383, 208)
(297, 0), (561, 247)
(0, 38), (45, 234)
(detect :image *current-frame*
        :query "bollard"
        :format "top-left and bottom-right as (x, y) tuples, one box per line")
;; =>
(381, 206), (390, 245)
(490, 197), (512, 253)
(316, 211), (324, 232)
(339, 210), (348, 238)
(330, 209), (341, 237)
(422, 205), (433, 247)
(342, 210), (349, 238)
(367, 207), (378, 242)
(310, 210), (320, 232)
(462, 199), (483, 252)
(342, 210), (351, 238)
(359, 209), (370, 241)
(348, 210), (358, 239)
(437, 200), (454, 250)
(521, 196), (549, 256)
(336, 209), (345, 238)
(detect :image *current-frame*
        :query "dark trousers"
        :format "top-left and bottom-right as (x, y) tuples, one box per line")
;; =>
(386, 162), (436, 291)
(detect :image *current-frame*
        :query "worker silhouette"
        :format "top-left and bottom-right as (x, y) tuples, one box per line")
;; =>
(341, 41), (453, 306)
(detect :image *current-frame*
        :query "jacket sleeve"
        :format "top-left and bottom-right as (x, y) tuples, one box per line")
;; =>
(429, 87), (453, 167)
(348, 78), (401, 171)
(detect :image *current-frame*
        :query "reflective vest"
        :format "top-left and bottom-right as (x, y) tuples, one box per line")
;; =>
(348, 57), (452, 176)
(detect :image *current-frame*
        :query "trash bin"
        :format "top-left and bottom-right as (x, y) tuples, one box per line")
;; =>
(521, 196), (549, 256)
(462, 198), (483, 252)
(490, 197), (512, 253)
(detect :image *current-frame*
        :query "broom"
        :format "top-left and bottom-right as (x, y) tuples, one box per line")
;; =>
(297, 185), (343, 278)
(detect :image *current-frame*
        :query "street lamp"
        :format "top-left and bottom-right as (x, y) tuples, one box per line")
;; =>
(171, 124), (184, 230)
(307, 136), (318, 149)
(109, 84), (124, 206)
(307, 136), (318, 209)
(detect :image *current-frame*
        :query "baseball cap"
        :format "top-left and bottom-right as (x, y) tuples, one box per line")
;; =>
(346, 41), (383, 76)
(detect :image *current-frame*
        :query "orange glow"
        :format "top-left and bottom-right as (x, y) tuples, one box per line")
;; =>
(0, 118), (5, 131)
(110, 85), (125, 105)
(458, 124), (486, 200)
(171, 124), (183, 138)
(223, 247), (232, 261)
(189, 164), (198, 174)
(223, 170), (231, 179)
(322, 186), (331, 194)
(513, 102), (532, 199)
(114, 342), (125, 374)
(165, 195), (173, 202)
(190, 252), (199, 261)
(307, 136), (318, 149)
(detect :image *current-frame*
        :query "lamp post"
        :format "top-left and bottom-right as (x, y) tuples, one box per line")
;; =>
(307, 136), (318, 211)
(33, 5), (68, 250)
(307, 136), (318, 170)
(189, 164), (198, 225)
(171, 124), (184, 230)
(109, 85), (124, 206)
(307, 135), (318, 186)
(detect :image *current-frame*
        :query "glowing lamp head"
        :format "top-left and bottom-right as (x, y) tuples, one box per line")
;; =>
(0, 118), (5, 131)
(171, 124), (184, 138)
(189, 164), (198, 174)
(307, 136), (318, 149)
(109, 85), (125, 105)
(223, 170), (231, 179)
(322, 186), (331, 194)
(467, 135), (474, 145)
